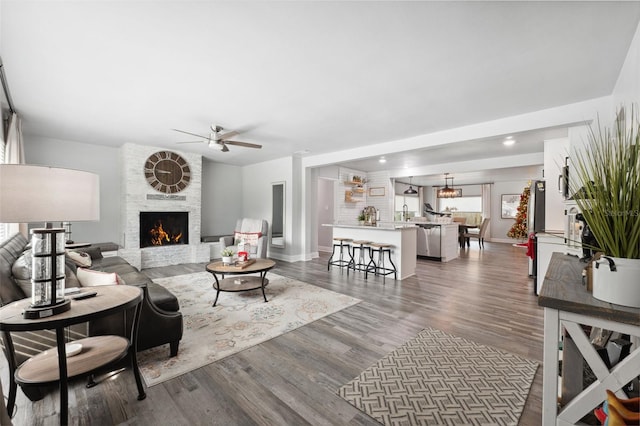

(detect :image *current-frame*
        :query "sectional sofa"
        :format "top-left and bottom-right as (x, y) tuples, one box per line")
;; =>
(0, 232), (183, 399)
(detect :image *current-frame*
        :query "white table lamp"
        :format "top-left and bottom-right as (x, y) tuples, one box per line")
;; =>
(0, 165), (100, 318)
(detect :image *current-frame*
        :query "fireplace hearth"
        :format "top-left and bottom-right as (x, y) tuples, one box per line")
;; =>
(140, 211), (189, 248)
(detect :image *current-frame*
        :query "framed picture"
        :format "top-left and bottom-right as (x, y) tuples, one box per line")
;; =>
(369, 187), (385, 197)
(501, 194), (520, 219)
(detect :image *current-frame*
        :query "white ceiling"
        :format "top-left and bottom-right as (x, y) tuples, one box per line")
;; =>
(2, 1), (640, 177)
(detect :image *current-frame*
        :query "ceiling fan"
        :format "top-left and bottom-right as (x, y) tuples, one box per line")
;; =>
(172, 125), (262, 152)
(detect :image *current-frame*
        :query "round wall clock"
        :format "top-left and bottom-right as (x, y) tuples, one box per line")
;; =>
(144, 151), (191, 194)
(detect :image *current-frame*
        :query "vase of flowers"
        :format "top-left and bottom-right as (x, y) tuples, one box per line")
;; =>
(571, 105), (640, 307)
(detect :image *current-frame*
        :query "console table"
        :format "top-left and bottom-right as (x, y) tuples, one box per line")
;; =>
(538, 253), (640, 425)
(0, 286), (146, 425)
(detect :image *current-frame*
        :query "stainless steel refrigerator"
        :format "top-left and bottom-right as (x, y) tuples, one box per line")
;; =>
(528, 180), (546, 295)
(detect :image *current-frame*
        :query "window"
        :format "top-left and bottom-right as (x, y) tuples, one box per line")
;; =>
(438, 196), (482, 213)
(395, 195), (420, 221)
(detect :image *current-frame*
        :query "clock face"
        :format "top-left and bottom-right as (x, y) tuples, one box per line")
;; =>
(144, 151), (191, 194)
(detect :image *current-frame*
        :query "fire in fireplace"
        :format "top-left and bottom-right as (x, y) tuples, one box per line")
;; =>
(140, 211), (189, 248)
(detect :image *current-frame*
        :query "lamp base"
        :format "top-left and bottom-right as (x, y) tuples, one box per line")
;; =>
(23, 299), (71, 319)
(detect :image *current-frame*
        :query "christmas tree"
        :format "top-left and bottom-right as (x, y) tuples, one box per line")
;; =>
(507, 186), (530, 240)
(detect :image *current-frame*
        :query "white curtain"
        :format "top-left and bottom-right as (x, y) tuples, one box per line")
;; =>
(1, 112), (26, 239)
(6, 112), (25, 164)
(482, 183), (491, 240)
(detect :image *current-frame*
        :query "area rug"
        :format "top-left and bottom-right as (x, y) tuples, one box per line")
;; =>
(138, 271), (360, 386)
(338, 328), (538, 426)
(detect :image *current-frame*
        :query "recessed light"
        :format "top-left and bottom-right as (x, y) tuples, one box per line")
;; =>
(503, 139), (516, 146)
(379, 157), (386, 163)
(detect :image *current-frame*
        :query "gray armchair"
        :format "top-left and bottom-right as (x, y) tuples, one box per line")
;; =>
(220, 218), (269, 258)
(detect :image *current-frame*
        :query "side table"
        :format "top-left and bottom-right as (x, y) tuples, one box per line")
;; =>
(538, 253), (640, 425)
(0, 286), (146, 425)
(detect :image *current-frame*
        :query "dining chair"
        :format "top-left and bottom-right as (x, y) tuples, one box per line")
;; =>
(462, 217), (490, 248)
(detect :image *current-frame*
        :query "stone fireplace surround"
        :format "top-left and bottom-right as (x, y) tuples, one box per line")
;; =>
(117, 143), (210, 270)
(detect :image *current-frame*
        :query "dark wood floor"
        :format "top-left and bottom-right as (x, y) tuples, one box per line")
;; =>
(2, 242), (543, 425)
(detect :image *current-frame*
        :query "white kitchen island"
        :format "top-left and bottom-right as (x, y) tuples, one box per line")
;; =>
(326, 223), (417, 280)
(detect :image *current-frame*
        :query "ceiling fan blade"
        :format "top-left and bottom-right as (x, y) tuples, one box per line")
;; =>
(221, 143), (230, 152)
(224, 140), (262, 149)
(176, 140), (204, 144)
(171, 128), (209, 139)
(217, 130), (239, 141)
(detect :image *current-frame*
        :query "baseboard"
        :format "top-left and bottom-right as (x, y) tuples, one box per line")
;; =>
(268, 252), (318, 262)
(491, 238), (522, 244)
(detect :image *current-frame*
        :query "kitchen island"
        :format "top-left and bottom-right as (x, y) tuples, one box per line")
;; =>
(326, 223), (417, 280)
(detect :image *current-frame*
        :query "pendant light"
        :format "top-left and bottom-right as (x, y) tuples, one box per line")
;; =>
(404, 176), (418, 194)
(437, 173), (461, 198)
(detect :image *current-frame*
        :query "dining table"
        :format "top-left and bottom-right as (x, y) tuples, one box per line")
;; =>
(457, 224), (478, 247)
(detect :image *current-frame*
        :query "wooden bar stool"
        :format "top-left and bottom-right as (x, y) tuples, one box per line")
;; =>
(367, 243), (397, 280)
(327, 237), (354, 272)
(349, 240), (372, 277)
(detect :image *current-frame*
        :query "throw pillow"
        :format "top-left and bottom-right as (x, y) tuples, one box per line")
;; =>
(66, 250), (92, 268)
(11, 249), (32, 280)
(11, 251), (81, 297)
(77, 268), (122, 286)
(77, 247), (103, 260)
(233, 232), (261, 248)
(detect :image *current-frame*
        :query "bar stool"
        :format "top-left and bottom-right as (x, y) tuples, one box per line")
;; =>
(367, 243), (397, 280)
(349, 240), (372, 276)
(327, 237), (354, 272)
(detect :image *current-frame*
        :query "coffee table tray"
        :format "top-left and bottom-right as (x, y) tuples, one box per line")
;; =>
(221, 259), (256, 270)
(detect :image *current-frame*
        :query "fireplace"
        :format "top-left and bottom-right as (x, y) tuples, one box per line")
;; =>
(140, 211), (189, 248)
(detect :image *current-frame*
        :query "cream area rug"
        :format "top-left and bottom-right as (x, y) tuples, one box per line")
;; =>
(137, 271), (361, 386)
(339, 328), (538, 426)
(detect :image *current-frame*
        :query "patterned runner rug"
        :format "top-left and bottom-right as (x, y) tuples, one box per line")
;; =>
(138, 271), (360, 386)
(338, 328), (538, 425)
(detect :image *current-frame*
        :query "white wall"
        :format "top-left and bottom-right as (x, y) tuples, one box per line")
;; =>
(241, 156), (296, 261)
(491, 180), (532, 243)
(25, 136), (121, 244)
(613, 20), (640, 106)
(201, 159), (242, 237)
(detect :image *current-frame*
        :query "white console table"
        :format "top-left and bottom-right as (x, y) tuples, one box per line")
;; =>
(538, 253), (640, 425)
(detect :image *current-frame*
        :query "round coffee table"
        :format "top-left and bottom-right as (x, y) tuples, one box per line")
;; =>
(206, 258), (276, 307)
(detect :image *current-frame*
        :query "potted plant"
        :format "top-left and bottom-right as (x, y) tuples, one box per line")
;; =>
(220, 248), (235, 265)
(357, 211), (366, 225)
(570, 105), (640, 307)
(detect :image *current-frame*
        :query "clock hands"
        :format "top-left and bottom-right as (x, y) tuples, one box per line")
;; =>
(155, 170), (172, 174)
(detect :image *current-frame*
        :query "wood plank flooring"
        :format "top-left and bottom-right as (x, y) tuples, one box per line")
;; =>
(1, 242), (544, 425)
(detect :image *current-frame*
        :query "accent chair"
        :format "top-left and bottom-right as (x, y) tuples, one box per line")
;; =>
(220, 218), (269, 258)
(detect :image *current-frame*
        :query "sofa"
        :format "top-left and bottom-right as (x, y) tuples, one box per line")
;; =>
(220, 218), (269, 258)
(0, 232), (183, 366)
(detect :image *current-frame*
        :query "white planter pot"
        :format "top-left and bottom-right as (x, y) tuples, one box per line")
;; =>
(221, 256), (234, 265)
(592, 256), (640, 308)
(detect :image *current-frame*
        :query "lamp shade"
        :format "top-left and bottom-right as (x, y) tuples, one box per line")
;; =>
(0, 164), (100, 223)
